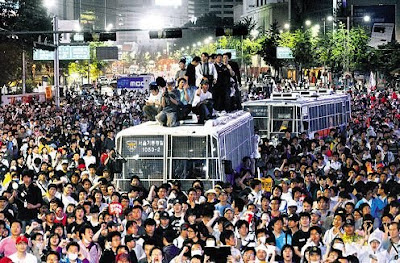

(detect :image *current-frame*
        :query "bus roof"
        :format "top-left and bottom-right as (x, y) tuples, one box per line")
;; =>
(243, 93), (349, 106)
(116, 111), (253, 139)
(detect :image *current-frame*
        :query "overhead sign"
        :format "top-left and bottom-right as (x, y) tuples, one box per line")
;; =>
(96, 46), (118, 60)
(276, 47), (294, 59)
(155, 0), (182, 6)
(33, 45), (90, 60)
(216, 49), (237, 59)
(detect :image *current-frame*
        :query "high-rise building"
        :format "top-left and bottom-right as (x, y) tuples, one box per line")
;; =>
(242, 0), (288, 31)
(347, 0), (399, 42)
(188, 0), (209, 20)
(209, 0), (243, 24)
(115, 0), (189, 45)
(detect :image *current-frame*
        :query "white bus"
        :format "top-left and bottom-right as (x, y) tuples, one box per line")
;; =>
(115, 111), (255, 190)
(243, 89), (351, 139)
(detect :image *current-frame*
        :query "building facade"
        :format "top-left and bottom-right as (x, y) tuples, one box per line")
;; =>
(209, 0), (243, 24)
(188, 0), (209, 21)
(241, 0), (288, 32)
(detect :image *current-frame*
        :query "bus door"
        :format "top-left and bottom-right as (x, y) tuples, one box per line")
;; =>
(271, 106), (294, 138)
(300, 106), (309, 134)
(245, 105), (269, 137)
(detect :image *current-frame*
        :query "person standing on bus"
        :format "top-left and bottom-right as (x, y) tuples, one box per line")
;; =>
(192, 79), (214, 125)
(156, 79), (180, 127)
(185, 56), (201, 92)
(214, 54), (235, 112)
(175, 58), (186, 81)
(143, 83), (162, 121)
(195, 52), (218, 91)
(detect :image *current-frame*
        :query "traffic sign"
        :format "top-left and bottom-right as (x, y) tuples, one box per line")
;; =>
(33, 45), (90, 60)
(216, 49), (237, 59)
(276, 47), (294, 59)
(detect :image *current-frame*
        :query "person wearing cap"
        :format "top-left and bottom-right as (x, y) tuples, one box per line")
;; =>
(306, 246), (322, 263)
(192, 78), (214, 124)
(143, 82), (162, 121)
(342, 218), (362, 245)
(300, 226), (326, 258)
(155, 211), (172, 238)
(215, 190), (231, 217)
(8, 235), (36, 263)
(155, 78), (180, 127)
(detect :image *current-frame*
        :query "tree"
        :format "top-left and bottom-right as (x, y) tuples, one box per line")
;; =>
(0, 0), (52, 86)
(315, 25), (370, 73)
(258, 22), (283, 77)
(278, 29), (316, 80)
(375, 42), (400, 79)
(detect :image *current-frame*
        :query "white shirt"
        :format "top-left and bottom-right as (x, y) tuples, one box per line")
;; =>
(9, 252), (37, 263)
(147, 92), (162, 106)
(195, 62), (218, 87)
(192, 90), (212, 107)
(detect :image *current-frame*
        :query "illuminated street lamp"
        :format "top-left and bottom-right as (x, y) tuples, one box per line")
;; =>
(305, 20), (312, 27)
(327, 16), (333, 22)
(284, 23), (290, 30)
(363, 15), (371, 22)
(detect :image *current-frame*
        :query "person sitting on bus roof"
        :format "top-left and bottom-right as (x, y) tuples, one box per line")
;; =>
(143, 82), (162, 121)
(176, 78), (193, 120)
(156, 79), (181, 127)
(192, 79), (214, 125)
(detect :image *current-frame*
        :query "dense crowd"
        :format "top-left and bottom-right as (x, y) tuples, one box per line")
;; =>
(0, 69), (399, 263)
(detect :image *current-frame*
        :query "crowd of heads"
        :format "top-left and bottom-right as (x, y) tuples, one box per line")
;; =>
(0, 81), (398, 263)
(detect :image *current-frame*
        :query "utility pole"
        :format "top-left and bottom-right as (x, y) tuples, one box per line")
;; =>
(53, 16), (60, 107)
(22, 50), (26, 94)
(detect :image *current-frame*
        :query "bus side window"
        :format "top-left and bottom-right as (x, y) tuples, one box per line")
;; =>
(303, 121), (309, 130)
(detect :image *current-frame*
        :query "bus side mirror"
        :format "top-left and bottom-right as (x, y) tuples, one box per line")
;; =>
(303, 121), (309, 130)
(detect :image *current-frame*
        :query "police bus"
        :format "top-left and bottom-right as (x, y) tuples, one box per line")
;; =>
(115, 111), (255, 190)
(243, 89), (351, 139)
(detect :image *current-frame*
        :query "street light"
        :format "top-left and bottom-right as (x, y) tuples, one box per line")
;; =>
(284, 23), (290, 30)
(363, 15), (371, 22)
(106, 23), (113, 32)
(192, 43), (196, 47)
(327, 16), (333, 22)
(305, 20), (312, 27)
(250, 29), (259, 39)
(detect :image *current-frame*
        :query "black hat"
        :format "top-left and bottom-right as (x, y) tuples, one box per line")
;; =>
(125, 235), (135, 243)
(160, 211), (170, 220)
(156, 77), (166, 88)
(172, 199), (182, 205)
(309, 246), (321, 255)
(107, 221), (121, 228)
(0, 196), (7, 202)
(288, 214), (299, 222)
(344, 218), (355, 227)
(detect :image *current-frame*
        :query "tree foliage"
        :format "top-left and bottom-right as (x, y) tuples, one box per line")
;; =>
(0, 0), (52, 86)
(257, 22), (282, 76)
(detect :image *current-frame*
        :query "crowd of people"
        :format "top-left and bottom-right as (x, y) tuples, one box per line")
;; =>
(0, 67), (398, 263)
(143, 52), (242, 126)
